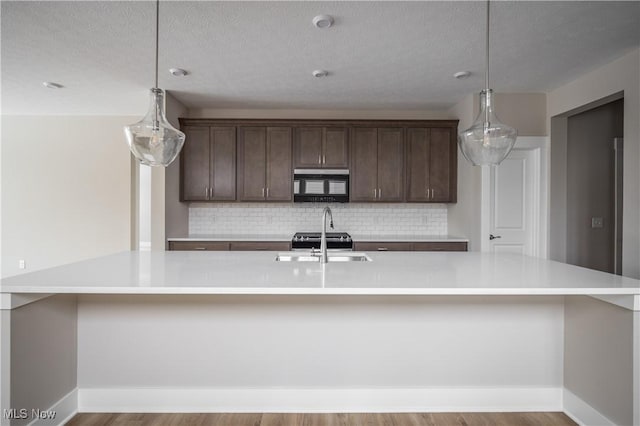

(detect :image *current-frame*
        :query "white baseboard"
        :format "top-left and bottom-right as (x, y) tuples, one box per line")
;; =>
(78, 386), (562, 413)
(563, 389), (615, 426)
(28, 388), (77, 426)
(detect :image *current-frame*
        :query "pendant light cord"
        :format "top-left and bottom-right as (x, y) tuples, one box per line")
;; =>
(484, 0), (490, 125)
(485, 0), (490, 93)
(154, 0), (159, 89)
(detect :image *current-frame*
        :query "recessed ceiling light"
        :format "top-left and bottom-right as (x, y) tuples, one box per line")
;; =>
(312, 70), (329, 78)
(169, 68), (189, 77)
(453, 71), (471, 80)
(42, 81), (63, 89)
(312, 15), (334, 29)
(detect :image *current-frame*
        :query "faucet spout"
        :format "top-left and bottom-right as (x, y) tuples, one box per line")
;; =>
(320, 206), (334, 264)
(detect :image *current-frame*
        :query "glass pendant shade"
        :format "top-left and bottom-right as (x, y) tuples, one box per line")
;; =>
(124, 88), (185, 167)
(458, 89), (517, 166)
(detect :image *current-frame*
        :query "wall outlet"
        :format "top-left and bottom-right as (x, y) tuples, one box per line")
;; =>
(591, 217), (604, 228)
(18, 259), (26, 269)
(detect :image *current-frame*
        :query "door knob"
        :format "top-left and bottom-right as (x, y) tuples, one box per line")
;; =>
(489, 234), (502, 240)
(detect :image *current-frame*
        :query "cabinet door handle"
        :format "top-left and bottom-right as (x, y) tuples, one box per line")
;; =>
(373, 188), (377, 198)
(210, 186), (214, 199)
(266, 188), (270, 198)
(323, 155), (326, 164)
(262, 188), (265, 197)
(377, 247), (388, 251)
(431, 189), (434, 199)
(194, 247), (207, 250)
(378, 188), (382, 199)
(205, 187), (209, 200)
(318, 154), (322, 164)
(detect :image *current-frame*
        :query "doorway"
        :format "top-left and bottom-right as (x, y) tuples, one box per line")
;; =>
(565, 99), (624, 274)
(481, 137), (548, 257)
(488, 149), (539, 255)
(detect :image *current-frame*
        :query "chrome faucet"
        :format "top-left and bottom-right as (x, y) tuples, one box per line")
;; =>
(320, 206), (334, 264)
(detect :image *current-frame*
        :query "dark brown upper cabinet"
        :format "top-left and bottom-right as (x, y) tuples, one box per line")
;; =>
(406, 127), (457, 203)
(181, 126), (236, 202)
(294, 127), (349, 168)
(238, 127), (292, 202)
(179, 118), (458, 204)
(350, 128), (404, 202)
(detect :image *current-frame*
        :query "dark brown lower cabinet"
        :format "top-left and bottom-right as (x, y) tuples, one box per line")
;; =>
(354, 241), (467, 252)
(412, 242), (468, 251)
(168, 241), (230, 251)
(168, 241), (290, 251)
(229, 242), (291, 251)
(354, 242), (413, 251)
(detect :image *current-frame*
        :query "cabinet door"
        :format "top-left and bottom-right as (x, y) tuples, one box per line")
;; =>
(210, 127), (236, 201)
(406, 128), (430, 202)
(238, 127), (267, 201)
(354, 242), (413, 251)
(266, 127), (293, 201)
(168, 241), (230, 251)
(229, 241), (291, 251)
(181, 127), (211, 201)
(429, 128), (453, 202)
(350, 128), (378, 201)
(377, 128), (404, 202)
(323, 128), (349, 167)
(294, 128), (323, 167)
(412, 242), (468, 251)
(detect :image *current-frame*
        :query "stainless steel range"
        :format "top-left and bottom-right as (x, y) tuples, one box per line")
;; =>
(291, 232), (353, 251)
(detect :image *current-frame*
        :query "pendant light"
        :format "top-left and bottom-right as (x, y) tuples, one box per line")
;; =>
(458, 0), (517, 166)
(124, 0), (185, 167)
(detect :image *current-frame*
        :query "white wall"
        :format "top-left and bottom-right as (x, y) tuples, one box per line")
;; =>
(0, 116), (134, 277)
(447, 93), (548, 252)
(164, 108), (459, 240)
(9, 295), (77, 426)
(547, 48), (640, 279)
(187, 109), (452, 120)
(447, 94), (481, 250)
(163, 92), (189, 243)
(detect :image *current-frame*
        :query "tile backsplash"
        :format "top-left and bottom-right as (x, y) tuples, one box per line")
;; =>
(189, 203), (447, 236)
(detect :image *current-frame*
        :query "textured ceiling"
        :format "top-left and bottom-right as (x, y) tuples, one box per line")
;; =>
(1, 1), (639, 115)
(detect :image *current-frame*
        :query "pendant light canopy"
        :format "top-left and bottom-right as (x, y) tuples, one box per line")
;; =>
(125, 0), (185, 167)
(458, 0), (517, 166)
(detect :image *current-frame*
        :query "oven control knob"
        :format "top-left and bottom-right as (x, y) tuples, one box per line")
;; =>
(339, 236), (344, 241)
(346, 236), (351, 242)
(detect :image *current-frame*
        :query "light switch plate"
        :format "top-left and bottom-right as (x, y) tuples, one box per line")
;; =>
(591, 217), (604, 228)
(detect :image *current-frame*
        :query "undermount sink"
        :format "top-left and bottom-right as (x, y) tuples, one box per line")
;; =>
(276, 252), (372, 263)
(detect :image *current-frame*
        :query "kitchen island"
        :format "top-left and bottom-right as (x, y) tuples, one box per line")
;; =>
(1, 251), (639, 426)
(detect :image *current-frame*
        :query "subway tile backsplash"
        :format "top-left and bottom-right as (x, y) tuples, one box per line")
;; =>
(189, 203), (447, 236)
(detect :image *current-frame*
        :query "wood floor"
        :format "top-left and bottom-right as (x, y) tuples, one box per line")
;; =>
(66, 412), (577, 426)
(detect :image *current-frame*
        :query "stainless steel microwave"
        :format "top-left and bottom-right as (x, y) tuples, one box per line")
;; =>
(293, 169), (349, 203)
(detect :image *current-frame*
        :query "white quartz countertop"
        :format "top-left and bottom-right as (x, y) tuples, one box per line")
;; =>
(1, 251), (638, 296)
(167, 234), (468, 243)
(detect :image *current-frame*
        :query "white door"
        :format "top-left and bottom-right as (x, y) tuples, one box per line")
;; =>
(488, 149), (539, 255)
